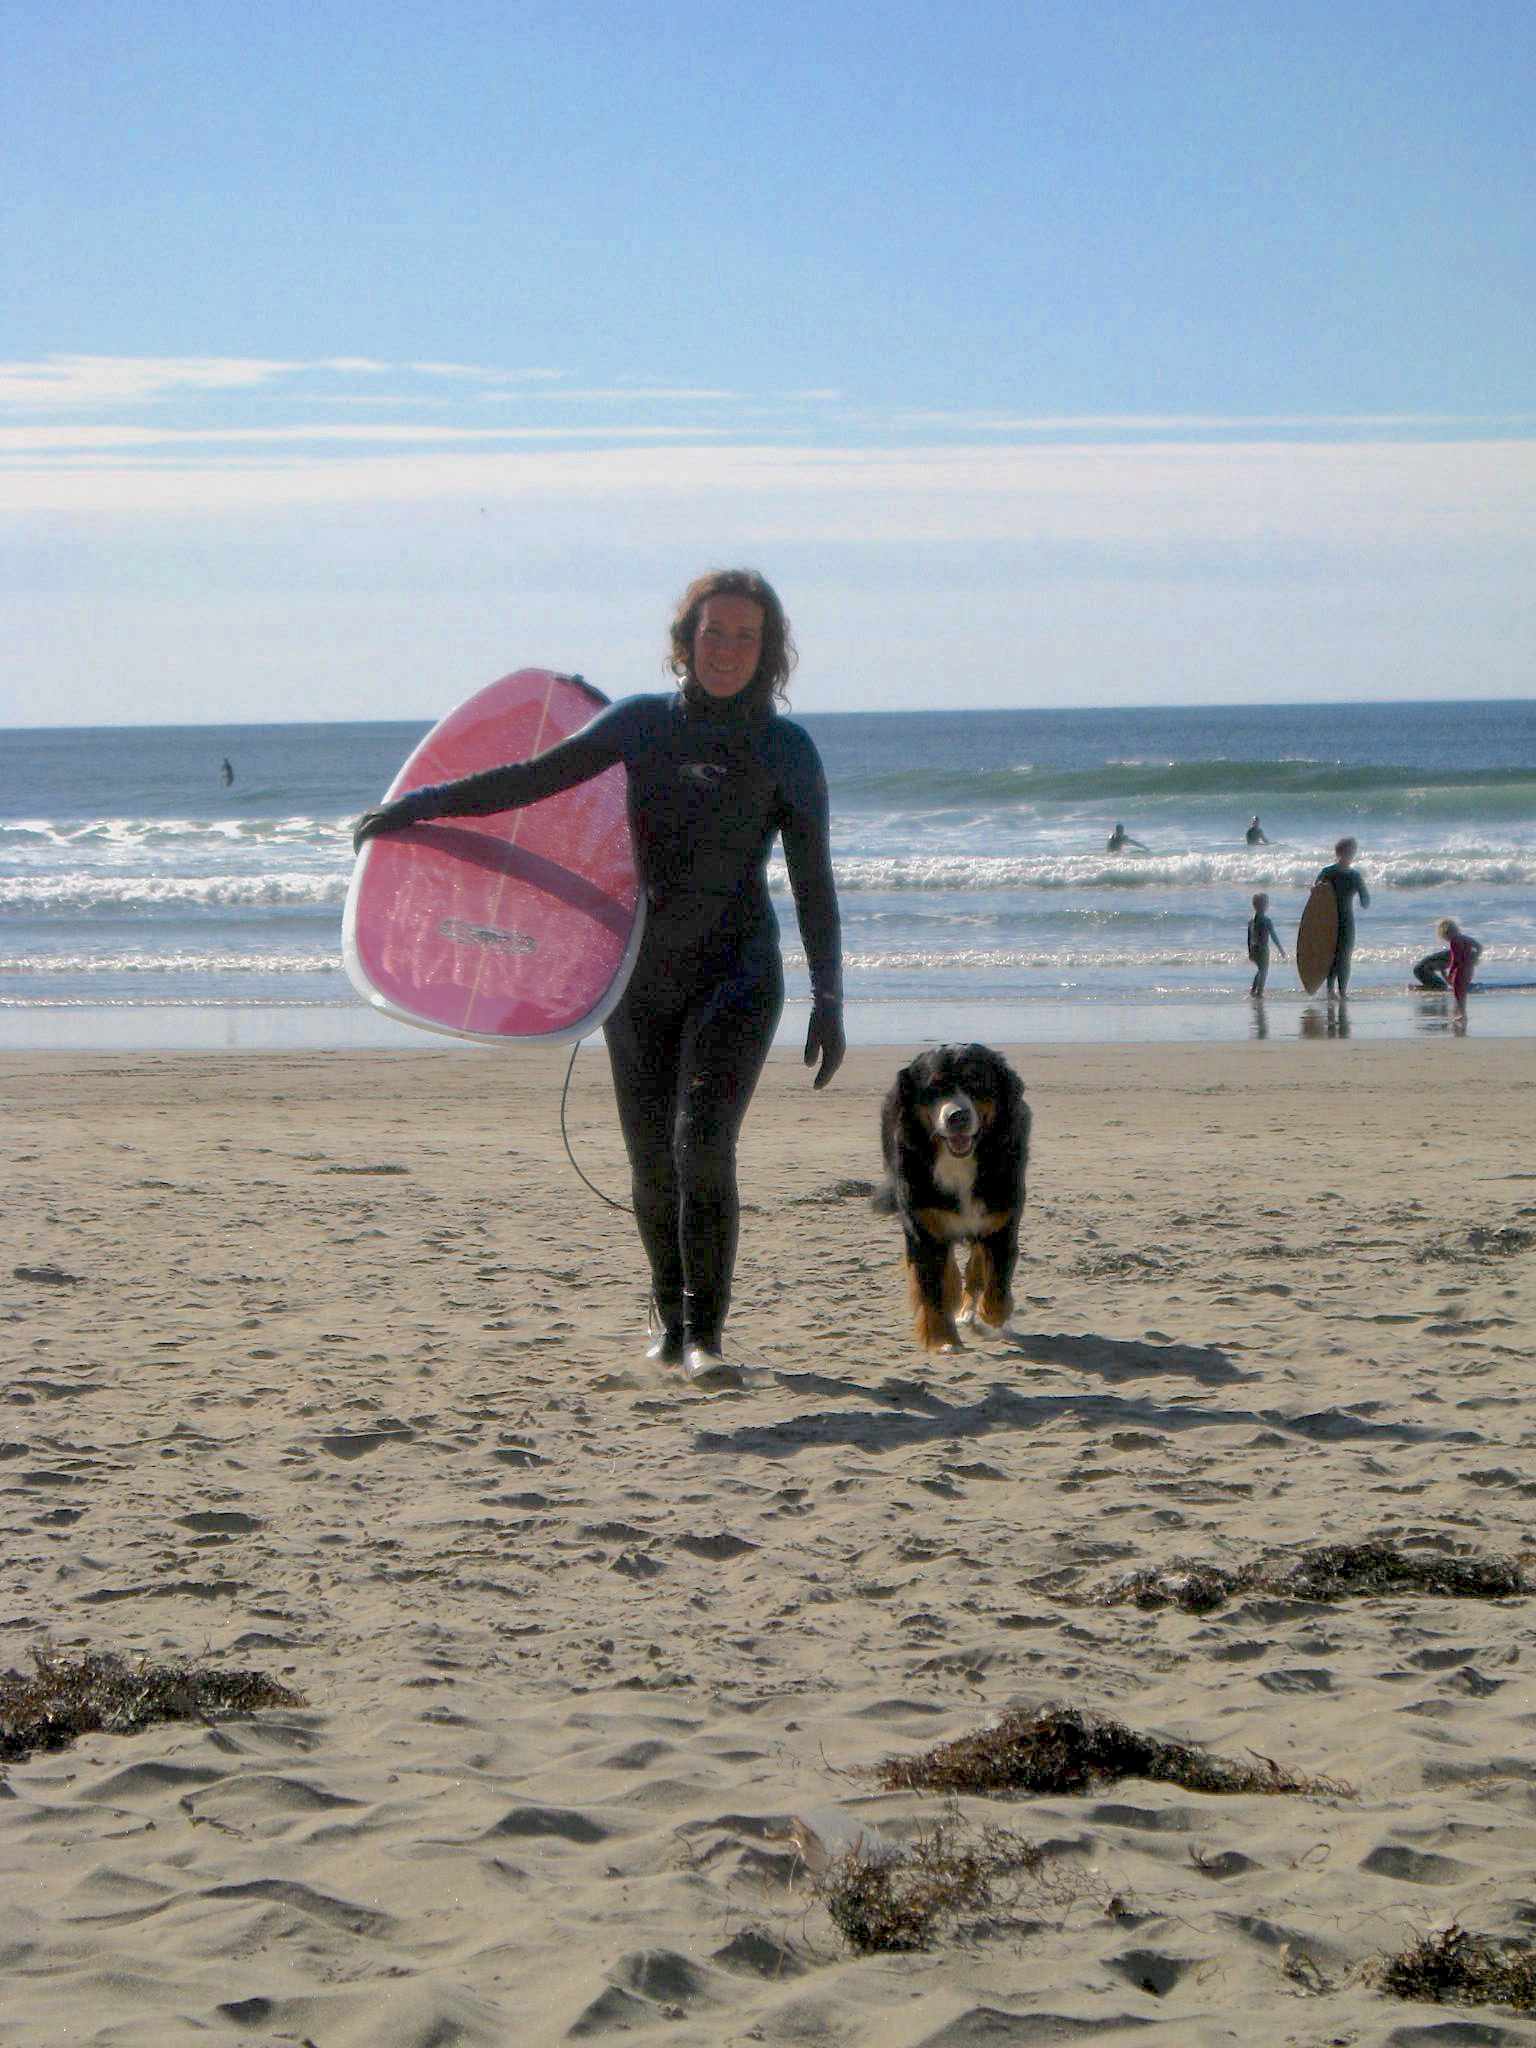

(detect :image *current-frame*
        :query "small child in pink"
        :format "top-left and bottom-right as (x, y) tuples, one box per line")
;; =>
(1438, 917), (1482, 1011)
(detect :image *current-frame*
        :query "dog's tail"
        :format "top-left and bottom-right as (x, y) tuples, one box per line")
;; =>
(870, 1180), (898, 1216)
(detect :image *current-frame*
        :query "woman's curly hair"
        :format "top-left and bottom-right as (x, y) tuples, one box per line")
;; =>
(667, 568), (797, 708)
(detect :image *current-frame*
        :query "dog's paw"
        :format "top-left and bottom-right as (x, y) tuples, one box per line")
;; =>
(974, 1292), (1013, 1330)
(956, 1301), (977, 1328)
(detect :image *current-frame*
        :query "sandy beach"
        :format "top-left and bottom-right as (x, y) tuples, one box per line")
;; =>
(4, 1039), (1536, 2047)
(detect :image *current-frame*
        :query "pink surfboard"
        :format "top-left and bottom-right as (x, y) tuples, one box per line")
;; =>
(343, 669), (645, 1044)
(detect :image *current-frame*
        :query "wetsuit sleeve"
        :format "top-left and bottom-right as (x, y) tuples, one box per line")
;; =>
(1355, 873), (1370, 909)
(777, 730), (842, 1008)
(391, 701), (634, 822)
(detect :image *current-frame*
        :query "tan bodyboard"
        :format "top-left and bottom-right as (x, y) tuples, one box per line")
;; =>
(1295, 881), (1339, 995)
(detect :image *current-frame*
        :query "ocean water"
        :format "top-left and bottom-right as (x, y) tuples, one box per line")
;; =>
(4, 700), (1536, 1046)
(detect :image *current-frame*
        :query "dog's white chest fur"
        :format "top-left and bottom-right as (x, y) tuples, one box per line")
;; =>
(932, 1146), (989, 1236)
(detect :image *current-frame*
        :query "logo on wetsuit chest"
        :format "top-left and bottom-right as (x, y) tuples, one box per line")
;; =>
(439, 917), (537, 953)
(679, 762), (728, 789)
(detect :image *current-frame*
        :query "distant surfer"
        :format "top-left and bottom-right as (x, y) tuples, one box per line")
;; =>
(1415, 918), (1481, 1011)
(1107, 822), (1147, 853)
(220, 757), (234, 786)
(1246, 891), (1285, 997)
(1245, 814), (1267, 844)
(354, 568), (843, 1385)
(1315, 836), (1370, 998)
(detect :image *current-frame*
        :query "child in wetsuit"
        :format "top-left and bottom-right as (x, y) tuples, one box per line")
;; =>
(1246, 892), (1285, 997)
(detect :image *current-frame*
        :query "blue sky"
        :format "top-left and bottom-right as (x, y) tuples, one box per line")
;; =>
(3, 0), (1532, 724)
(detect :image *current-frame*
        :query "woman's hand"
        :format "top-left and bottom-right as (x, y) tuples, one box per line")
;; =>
(804, 1000), (845, 1089)
(353, 799), (418, 855)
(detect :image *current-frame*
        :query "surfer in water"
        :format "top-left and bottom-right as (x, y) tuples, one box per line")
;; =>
(1316, 836), (1370, 999)
(1245, 814), (1267, 844)
(1107, 823), (1147, 853)
(353, 568), (843, 1385)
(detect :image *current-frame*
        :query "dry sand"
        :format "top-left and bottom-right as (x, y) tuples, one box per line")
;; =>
(4, 1039), (1536, 2048)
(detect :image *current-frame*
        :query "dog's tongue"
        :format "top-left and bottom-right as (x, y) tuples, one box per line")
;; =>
(945, 1132), (975, 1157)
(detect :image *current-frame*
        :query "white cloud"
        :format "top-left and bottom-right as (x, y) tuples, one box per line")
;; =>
(407, 360), (567, 383)
(2, 438), (1531, 560)
(0, 423), (730, 454)
(0, 355), (308, 408)
(487, 385), (738, 404)
(891, 409), (1536, 436)
(0, 354), (574, 411)
(3, 357), (1532, 722)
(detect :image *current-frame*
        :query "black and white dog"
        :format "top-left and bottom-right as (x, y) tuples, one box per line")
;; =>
(875, 1044), (1030, 1352)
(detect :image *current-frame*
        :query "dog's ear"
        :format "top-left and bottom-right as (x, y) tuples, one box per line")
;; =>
(896, 1061), (919, 1109)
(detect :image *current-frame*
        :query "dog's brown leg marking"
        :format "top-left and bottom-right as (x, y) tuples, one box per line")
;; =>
(959, 1242), (985, 1325)
(960, 1231), (1015, 1329)
(907, 1256), (962, 1351)
(944, 1247), (963, 1320)
(974, 1244), (1012, 1326)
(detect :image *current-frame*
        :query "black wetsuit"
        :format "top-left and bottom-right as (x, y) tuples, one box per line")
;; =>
(1316, 860), (1370, 994)
(1246, 911), (1282, 995)
(370, 687), (841, 1350)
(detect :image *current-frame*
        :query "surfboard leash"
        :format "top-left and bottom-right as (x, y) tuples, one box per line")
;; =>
(560, 1039), (633, 1214)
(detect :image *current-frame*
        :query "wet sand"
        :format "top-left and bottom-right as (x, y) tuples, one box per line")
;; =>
(4, 1041), (1536, 2046)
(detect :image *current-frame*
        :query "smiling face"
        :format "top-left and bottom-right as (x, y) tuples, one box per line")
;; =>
(691, 594), (765, 700)
(906, 1045), (1007, 1158)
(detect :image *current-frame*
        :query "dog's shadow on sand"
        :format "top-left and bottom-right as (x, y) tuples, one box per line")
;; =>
(696, 1337), (1480, 1460)
(999, 1328), (1248, 1386)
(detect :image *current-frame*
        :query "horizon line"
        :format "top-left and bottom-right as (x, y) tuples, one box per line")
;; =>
(5, 692), (1534, 735)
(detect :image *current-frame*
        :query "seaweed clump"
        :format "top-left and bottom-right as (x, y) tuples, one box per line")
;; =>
(791, 1177), (877, 1206)
(1378, 1924), (1536, 2015)
(1111, 1560), (1245, 1614)
(1288, 1542), (1526, 1603)
(878, 1704), (1347, 1800)
(1099, 1539), (1529, 1615)
(0, 1649), (305, 1762)
(819, 1822), (1042, 1954)
(1417, 1223), (1536, 1263)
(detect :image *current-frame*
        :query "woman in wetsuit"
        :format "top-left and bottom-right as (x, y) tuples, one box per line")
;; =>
(353, 569), (843, 1383)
